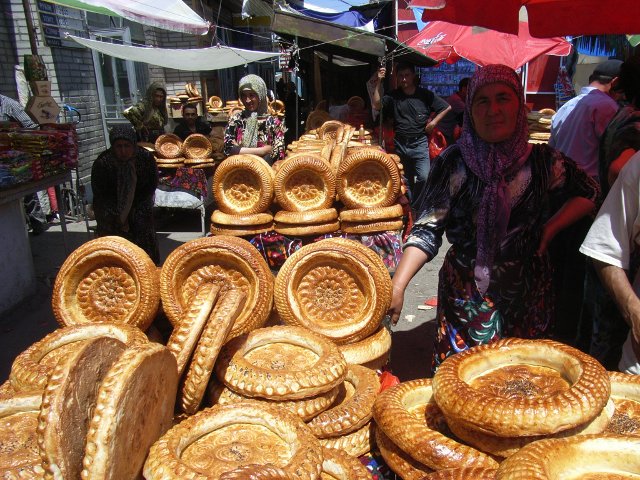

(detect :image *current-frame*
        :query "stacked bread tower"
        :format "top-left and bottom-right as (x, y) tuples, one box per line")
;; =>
(154, 133), (185, 168)
(210, 154), (275, 236)
(168, 82), (202, 107)
(373, 337), (640, 479)
(182, 133), (215, 168)
(527, 108), (555, 144)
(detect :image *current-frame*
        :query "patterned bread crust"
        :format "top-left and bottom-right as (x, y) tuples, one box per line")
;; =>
(494, 434), (640, 479)
(80, 343), (179, 479)
(339, 326), (392, 365)
(274, 238), (391, 344)
(307, 365), (379, 438)
(37, 337), (126, 480)
(211, 210), (274, 227)
(447, 398), (615, 458)
(273, 220), (340, 237)
(374, 426), (433, 480)
(165, 283), (221, 377)
(320, 446), (371, 479)
(209, 383), (340, 422)
(210, 223), (274, 236)
(159, 236), (273, 337)
(422, 467), (498, 480)
(0, 394), (45, 478)
(274, 208), (338, 225)
(183, 134), (212, 159)
(51, 236), (160, 330)
(340, 219), (404, 235)
(607, 371), (640, 436)
(432, 338), (611, 436)
(213, 154), (274, 215)
(336, 148), (401, 209)
(318, 121), (345, 143)
(180, 290), (246, 414)
(339, 204), (403, 222)
(219, 464), (297, 479)
(143, 401), (323, 480)
(155, 134), (183, 159)
(373, 378), (498, 471)
(318, 421), (373, 458)
(10, 323), (147, 393)
(215, 325), (347, 400)
(274, 154), (336, 212)
(609, 370), (640, 400)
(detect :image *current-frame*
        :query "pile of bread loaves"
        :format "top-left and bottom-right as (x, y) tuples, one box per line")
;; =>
(527, 108), (555, 144)
(210, 119), (405, 237)
(154, 132), (221, 169)
(374, 337), (640, 479)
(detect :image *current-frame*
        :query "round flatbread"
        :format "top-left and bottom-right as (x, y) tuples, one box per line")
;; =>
(341, 219), (404, 234)
(143, 401), (323, 479)
(340, 204), (403, 222)
(183, 134), (213, 159)
(273, 220), (340, 237)
(155, 134), (183, 159)
(81, 343), (179, 480)
(211, 210), (274, 227)
(213, 155), (274, 215)
(52, 236), (160, 331)
(210, 223), (274, 237)
(274, 238), (391, 344)
(215, 325), (347, 400)
(375, 426), (433, 480)
(274, 208), (338, 225)
(159, 236), (273, 337)
(274, 154), (336, 212)
(338, 325), (392, 367)
(336, 148), (400, 209)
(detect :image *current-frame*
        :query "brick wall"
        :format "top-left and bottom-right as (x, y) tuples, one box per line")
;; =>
(0, 0), (18, 97)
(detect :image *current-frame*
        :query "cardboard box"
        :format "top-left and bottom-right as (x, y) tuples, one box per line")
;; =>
(26, 96), (60, 125)
(30, 81), (51, 96)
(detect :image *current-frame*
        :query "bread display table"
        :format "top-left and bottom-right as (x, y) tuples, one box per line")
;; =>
(0, 170), (72, 312)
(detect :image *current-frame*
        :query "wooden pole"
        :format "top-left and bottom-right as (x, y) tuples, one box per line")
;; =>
(21, 0), (39, 55)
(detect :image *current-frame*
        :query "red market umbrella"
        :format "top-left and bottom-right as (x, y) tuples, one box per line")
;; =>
(408, 0), (640, 38)
(406, 21), (571, 70)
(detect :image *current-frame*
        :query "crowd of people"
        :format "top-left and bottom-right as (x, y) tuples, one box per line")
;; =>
(7, 52), (640, 377)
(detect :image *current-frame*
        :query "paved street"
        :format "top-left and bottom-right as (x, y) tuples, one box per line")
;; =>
(0, 211), (444, 383)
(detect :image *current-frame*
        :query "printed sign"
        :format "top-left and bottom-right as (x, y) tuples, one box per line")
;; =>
(37, 0), (87, 48)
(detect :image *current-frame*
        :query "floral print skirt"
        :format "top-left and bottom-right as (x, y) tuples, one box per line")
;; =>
(431, 246), (554, 372)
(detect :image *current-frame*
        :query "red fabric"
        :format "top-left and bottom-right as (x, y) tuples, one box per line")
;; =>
(378, 370), (401, 392)
(407, 20), (570, 70)
(412, 0), (640, 38)
(429, 129), (447, 159)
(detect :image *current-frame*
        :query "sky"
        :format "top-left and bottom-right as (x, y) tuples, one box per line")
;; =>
(303, 0), (374, 13)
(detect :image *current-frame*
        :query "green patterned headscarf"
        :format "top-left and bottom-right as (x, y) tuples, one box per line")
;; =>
(238, 74), (268, 148)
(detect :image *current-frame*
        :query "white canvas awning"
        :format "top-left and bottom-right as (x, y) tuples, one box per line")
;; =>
(67, 35), (280, 70)
(49, 0), (210, 35)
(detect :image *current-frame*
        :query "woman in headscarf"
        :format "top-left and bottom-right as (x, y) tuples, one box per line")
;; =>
(91, 124), (160, 264)
(223, 74), (286, 165)
(388, 64), (600, 371)
(123, 82), (168, 142)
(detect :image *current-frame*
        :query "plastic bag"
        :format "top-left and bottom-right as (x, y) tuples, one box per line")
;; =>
(429, 129), (447, 159)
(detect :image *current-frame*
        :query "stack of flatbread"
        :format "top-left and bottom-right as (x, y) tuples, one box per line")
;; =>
(528, 108), (555, 144)
(210, 155), (275, 236)
(154, 133), (185, 168)
(182, 133), (216, 169)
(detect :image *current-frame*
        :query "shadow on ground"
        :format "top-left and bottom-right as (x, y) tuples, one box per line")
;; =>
(388, 319), (437, 381)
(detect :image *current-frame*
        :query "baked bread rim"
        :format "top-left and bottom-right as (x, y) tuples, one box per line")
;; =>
(210, 223), (274, 236)
(319, 421), (373, 458)
(209, 382), (340, 422)
(274, 208), (338, 225)
(180, 290), (246, 415)
(81, 343), (178, 480)
(38, 337), (126, 480)
(0, 393), (44, 477)
(373, 378), (498, 471)
(318, 120), (345, 143)
(274, 238), (391, 344)
(339, 204), (403, 222)
(51, 236), (160, 330)
(274, 154), (336, 212)
(432, 338), (611, 437)
(143, 401), (323, 480)
(215, 325), (347, 400)
(213, 154), (274, 215)
(341, 218), (404, 235)
(374, 426), (433, 480)
(338, 326), (391, 365)
(211, 210), (274, 226)
(336, 148), (401, 209)
(10, 323), (147, 393)
(421, 467), (499, 480)
(494, 434), (640, 479)
(320, 446), (371, 479)
(447, 398), (615, 458)
(159, 235), (273, 336)
(219, 464), (297, 479)
(607, 371), (640, 435)
(154, 133), (183, 159)
(273, 220), (339, 236)
(183, 133), (212, 159)
(307, 364), (380, 438)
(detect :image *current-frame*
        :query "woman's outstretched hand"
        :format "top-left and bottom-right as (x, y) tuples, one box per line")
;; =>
(388, 285), (405, 326)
